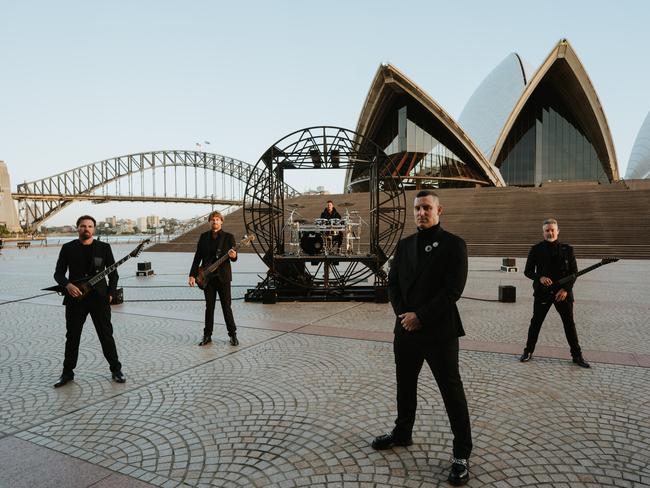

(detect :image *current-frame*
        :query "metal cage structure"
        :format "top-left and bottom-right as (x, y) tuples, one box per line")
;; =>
(243, 126), (406, 301)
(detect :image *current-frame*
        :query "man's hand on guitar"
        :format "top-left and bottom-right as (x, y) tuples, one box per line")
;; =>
(65, 283), (82, 298)
(555, 289), (568, 302)
(188, 276), (196, 287)
(108, 295), (113, 304)
(228, 249), (237, 259)
(539, 276), (553, 286)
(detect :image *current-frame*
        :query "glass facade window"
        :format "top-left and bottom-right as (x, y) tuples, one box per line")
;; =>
(496, 83), (608, 186)
(380, 106), (487, 188)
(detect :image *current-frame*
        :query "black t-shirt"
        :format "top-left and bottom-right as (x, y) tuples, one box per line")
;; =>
(78, 242), (94, 277)
(207, 231), (223, 265)
(545, 240), (564, 280)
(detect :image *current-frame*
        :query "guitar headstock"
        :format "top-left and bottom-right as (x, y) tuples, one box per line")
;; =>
(240, 234), (256, 247)
(600, 257), (619, 265)
(130, 239), (151, 258)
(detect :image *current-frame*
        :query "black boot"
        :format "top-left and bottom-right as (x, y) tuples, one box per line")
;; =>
(573, 356), (590, 368)
(447, 458), (470, 486)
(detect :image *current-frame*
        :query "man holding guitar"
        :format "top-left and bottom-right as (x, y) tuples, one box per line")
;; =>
(52, 215), (126, 387)
(519, 218), (590, 368)
(189, 211), (239, 346)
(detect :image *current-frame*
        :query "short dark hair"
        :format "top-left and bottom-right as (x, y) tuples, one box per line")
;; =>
(208, 211), (224, 222)
(415, 190), (439, 200)
(326, 200), (334, 204)
(76, 215), (96, 227)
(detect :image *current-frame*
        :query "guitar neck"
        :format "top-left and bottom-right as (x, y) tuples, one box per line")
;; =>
(88, 254), (131, 286)
(556, 261), (607, 286)
(204, 246), (235, 274)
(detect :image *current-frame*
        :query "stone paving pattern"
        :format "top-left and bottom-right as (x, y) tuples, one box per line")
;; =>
(1, 245), (649, 487)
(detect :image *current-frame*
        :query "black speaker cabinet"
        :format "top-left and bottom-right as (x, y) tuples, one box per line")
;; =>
(137, 261), (152, 271)
(262, 289), (277, 304)
(498, 285), (516, 303)
(502, 258), (516, 267)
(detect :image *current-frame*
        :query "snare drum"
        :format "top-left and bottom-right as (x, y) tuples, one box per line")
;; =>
(314, 218), (328, 226)
(300, 231), (324, 255)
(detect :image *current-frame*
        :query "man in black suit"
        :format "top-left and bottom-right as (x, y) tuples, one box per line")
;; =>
(372, 190), (472, 486)
(519, 218), (590, 368)
(53, 215), (125, 387)
(189, 211), (239, 346)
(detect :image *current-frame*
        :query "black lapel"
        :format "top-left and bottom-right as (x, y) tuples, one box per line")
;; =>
(405, 226), (444, 292)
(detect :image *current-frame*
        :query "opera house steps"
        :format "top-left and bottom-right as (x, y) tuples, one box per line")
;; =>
(148, 183), (650, 260)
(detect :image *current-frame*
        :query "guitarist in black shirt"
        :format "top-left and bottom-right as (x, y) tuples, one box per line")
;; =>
(53, 215), (125, 387)
(189, 211), (239, 346)
(519, 218), (590, 368)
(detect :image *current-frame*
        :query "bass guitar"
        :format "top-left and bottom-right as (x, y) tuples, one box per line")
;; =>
(196, 234), (255, 290)
(542, 257), (618, 299)
(43, 239), (150, 300)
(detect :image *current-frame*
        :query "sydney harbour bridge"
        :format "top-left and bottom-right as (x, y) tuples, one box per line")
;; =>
(12, 150), (300, 231)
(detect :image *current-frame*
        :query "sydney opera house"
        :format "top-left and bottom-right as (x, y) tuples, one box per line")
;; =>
(345, 39), (627, 192)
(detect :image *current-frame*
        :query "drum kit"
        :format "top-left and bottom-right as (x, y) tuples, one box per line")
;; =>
(286, 203), (364, 256)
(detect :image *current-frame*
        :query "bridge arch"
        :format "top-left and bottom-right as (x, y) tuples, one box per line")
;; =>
(14, 150), (300, 230)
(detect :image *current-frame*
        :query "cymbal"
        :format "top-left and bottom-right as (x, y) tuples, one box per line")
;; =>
(287, 203), (305, 208)
(339, 202), (355, 207)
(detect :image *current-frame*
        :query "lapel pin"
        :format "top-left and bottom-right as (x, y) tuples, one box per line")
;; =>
(425, 244), (433, 253)
(433, 242), (439, 247)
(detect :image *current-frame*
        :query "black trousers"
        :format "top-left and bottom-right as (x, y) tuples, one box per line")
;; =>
(62, 295), (121, 377)
(525, 298), (582, 358)
(393, 334), (472, 459)
(203, 279), (237, 337)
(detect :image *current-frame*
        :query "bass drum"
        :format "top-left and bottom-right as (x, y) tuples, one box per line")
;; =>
(300, 232), (324, 255)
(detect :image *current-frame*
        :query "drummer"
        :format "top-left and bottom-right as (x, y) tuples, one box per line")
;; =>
(320, 200), (343, 251)
(321, 200), (342, 221)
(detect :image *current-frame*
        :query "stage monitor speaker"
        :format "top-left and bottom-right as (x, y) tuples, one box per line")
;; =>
(502, 258), (516, 267)
(262, 289), (277, 304)
(111, 287), (124, 305)
(498, 285), (516, 303)
(138, 261), (152, 271)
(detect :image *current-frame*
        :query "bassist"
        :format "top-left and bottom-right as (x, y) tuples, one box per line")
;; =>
(519, 218), (590, 368)
(53, 215), (125, 387)
(188, 211), (239, 346)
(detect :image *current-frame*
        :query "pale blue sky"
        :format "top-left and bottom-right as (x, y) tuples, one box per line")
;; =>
(1, 0), (648, 225)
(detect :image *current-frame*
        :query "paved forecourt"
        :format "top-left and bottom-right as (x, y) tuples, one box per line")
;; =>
(0, 245), (648, 487)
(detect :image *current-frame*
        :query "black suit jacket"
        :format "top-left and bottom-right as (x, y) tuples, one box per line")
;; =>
(189, 230), (237, 283)
(524, 240), (577, 301)
(388, 225), (467, 343)
(54, 239), (117, 305)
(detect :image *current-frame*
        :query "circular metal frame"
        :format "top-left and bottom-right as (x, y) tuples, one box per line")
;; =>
(243, 126), (405, 289)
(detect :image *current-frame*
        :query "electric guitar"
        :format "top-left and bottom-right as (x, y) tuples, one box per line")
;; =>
(196, 234), (255, 290)
(43, 239), (150, 300)
(542, 257), (619, 299)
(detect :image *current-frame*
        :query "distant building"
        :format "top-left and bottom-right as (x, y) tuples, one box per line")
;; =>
(0, 161), (21, 232)
(137, 217), (147, 231)
(146, 215), (160, 229)
(346, 39), (619, 191)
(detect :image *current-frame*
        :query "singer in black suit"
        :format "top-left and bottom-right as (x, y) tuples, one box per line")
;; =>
(189, 211), (239, 346)
(372, 190), (472, 487)
(52, 215), (125, 388)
